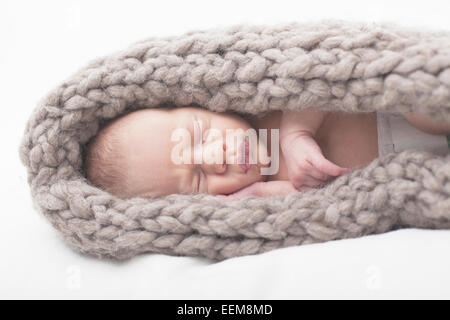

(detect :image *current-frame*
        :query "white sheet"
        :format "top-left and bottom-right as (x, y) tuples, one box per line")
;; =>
(2, 0), (450, 300)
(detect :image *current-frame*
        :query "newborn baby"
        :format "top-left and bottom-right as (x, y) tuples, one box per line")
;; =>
(83, 105), (450, 200)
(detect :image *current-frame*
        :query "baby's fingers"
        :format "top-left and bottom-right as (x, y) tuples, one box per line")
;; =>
(305, 161), (330, 181)
(310, 152), (350, 176)
(293, 174), (325, 189)
(216, 182), (262, 200)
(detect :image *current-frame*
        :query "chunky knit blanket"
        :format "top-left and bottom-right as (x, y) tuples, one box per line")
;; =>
(19, 19), (450, 261)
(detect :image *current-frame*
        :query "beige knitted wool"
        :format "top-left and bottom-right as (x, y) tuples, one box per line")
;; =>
(19, 19), (450, 261)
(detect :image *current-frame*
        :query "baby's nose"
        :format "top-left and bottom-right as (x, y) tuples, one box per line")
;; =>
(203, 140), (227, 174)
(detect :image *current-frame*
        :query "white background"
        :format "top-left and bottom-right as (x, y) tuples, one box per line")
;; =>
(2, 0), (450, 299)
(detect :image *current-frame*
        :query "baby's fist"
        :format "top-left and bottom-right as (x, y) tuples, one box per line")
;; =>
(281, 133), (350, 189)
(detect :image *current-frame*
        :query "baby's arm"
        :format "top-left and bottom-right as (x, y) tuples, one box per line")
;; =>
(280, 108), (328, 139)
(216, 180), (301, 200)
(280, 108), (350, 189)
(404, 112), (450, 135)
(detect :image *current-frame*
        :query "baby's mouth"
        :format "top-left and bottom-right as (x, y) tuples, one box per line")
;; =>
(238, 136), (251, 173)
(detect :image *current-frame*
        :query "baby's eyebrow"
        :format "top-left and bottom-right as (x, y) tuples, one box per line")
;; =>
(176, 112), (195, 148)
(172, 111), (196, 156)
(185, 113), (205, 159)
(170, 112), (197, 194)
(187, 114), (196, 147)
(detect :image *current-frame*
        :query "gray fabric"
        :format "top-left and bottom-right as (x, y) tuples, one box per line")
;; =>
(19, 19), (450, 261)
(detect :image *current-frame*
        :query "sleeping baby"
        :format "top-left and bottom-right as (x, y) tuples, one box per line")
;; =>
(83, 105), (450, 200)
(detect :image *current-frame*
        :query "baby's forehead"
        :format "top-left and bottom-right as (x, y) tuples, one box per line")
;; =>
(111, 109), (172, 134)
(117, 106), (227, 125)
(116, 107), (191, 160)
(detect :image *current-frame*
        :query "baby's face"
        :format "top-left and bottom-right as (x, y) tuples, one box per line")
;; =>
(116, 106), (269, 197)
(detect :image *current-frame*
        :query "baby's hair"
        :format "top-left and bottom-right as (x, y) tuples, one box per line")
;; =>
(82, 117), (130, 198)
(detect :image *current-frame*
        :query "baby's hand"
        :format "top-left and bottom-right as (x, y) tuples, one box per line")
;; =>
(216, 181), (301, 200)
(281, 132), (351, 189)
